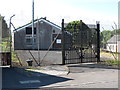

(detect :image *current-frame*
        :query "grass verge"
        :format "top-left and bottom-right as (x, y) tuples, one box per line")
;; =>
(104, 60), (120, 66)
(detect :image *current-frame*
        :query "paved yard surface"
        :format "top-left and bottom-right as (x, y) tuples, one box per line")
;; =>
(44, 69), (118, 88)
(41, 64), (119, 88)
(6, 50), (120, 89)
(2, 63), (119, 89)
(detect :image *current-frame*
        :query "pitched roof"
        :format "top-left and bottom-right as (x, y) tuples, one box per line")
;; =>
(14, 18), (61, 32)
(107, 35), (120, 44)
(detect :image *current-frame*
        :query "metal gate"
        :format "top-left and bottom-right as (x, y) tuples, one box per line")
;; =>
(62, 19), (100, 64)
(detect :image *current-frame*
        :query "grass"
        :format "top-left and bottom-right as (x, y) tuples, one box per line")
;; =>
(0, 38), (22, 66)
(12, 50), (19, 63)
(12, 50), (24, 67)
(100, 50), (120, 67)
(100, 49), (119, 59)
(100, 51), (112, 57)
(104, 60), (120, 66)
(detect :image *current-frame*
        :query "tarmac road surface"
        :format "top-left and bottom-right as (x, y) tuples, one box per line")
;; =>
(1, 63), (119, 89)
(41, 63), (119, 88)
(2, 67), (71, 89)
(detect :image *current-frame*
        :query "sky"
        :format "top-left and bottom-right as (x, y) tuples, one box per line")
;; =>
(0, 0), (119, 31)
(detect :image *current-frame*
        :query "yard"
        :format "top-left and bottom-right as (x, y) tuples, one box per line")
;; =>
(10, 49), (120, 68)
(100, 50), (120, 67)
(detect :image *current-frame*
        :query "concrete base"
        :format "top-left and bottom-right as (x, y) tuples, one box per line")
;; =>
(15, 50), (62, 66)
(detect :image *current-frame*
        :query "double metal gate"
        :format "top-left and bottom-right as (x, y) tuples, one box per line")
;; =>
(62, 19), (100, 64)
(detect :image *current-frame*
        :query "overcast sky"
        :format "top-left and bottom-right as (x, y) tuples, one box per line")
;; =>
(0, 0), (119, 31)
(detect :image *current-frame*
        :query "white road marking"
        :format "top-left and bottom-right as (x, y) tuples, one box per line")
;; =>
(0, 65), (10, 67)
(19, 80), (41, 84)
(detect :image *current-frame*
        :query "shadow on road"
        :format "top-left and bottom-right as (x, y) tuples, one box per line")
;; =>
(2, 67), (72, 89)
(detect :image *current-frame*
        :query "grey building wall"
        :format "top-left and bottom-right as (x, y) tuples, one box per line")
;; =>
(14, 23), (37, 50)
(38, 21), (52, 49)
(52, 26), (62, 34)
(14, 19), (61, 50)
(14, 28), (26, 50)
(52, 25), (62, 49)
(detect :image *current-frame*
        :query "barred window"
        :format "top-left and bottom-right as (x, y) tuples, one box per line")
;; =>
(25, 36), (36, 45)
(26, 27), (36, 34)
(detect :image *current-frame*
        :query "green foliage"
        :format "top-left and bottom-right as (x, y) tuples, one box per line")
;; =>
(0, 37), (10, 52)
(115, 29), (120, 34)
(100, 30), (113, 44)
(65, 21), (81, 32)
(66, 21), (120, 49)
(100, 29), (120, 48)
(105, 60), (120, 65)
(65, 20), (94, 48)
(12, 50), (19, 62)
(66, 20), (93, 32)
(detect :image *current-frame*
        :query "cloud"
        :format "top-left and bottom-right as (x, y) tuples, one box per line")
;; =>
(0, 0), (118, 31)
(71, 0), (119, 3)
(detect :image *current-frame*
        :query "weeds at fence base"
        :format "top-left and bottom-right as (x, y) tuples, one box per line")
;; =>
(100, 60), (120, 68)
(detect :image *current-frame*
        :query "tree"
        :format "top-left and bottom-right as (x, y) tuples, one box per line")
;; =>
(65, 20), (94, 47)
(100, 29), (120, 48)
(65, 21), (80, 32)
(65, 20), (89, 32)
(100, 29), (120, 46)
(113, 29), (120, 34)
(100, 30), (113, 44)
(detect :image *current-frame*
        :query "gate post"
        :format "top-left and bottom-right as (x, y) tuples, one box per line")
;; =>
(62, 19), (65, 65)
(96, 21), (100, 62)
(80, 20), (83, 63)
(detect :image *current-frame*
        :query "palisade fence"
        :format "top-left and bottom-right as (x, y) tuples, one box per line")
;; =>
(61, 19), (100, 64)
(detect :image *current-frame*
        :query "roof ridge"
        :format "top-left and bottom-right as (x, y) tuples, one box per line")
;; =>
(41, 18), (61, 28)
(14, 17), (61, 32)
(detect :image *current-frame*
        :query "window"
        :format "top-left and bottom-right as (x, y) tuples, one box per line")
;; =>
(25, 36), (36, 45)
(26, 38), (32, 45)
(26, 27), (36, 34)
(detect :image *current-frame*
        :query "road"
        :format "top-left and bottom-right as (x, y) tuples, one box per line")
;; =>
(42, 64), (119, 88)
(1, 63), (119, 89)
(2, 67), (71, 89)
(46, 69), (118, 88)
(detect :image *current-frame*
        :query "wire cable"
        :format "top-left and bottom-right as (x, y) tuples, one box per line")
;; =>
(39, 29), (62, 65)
